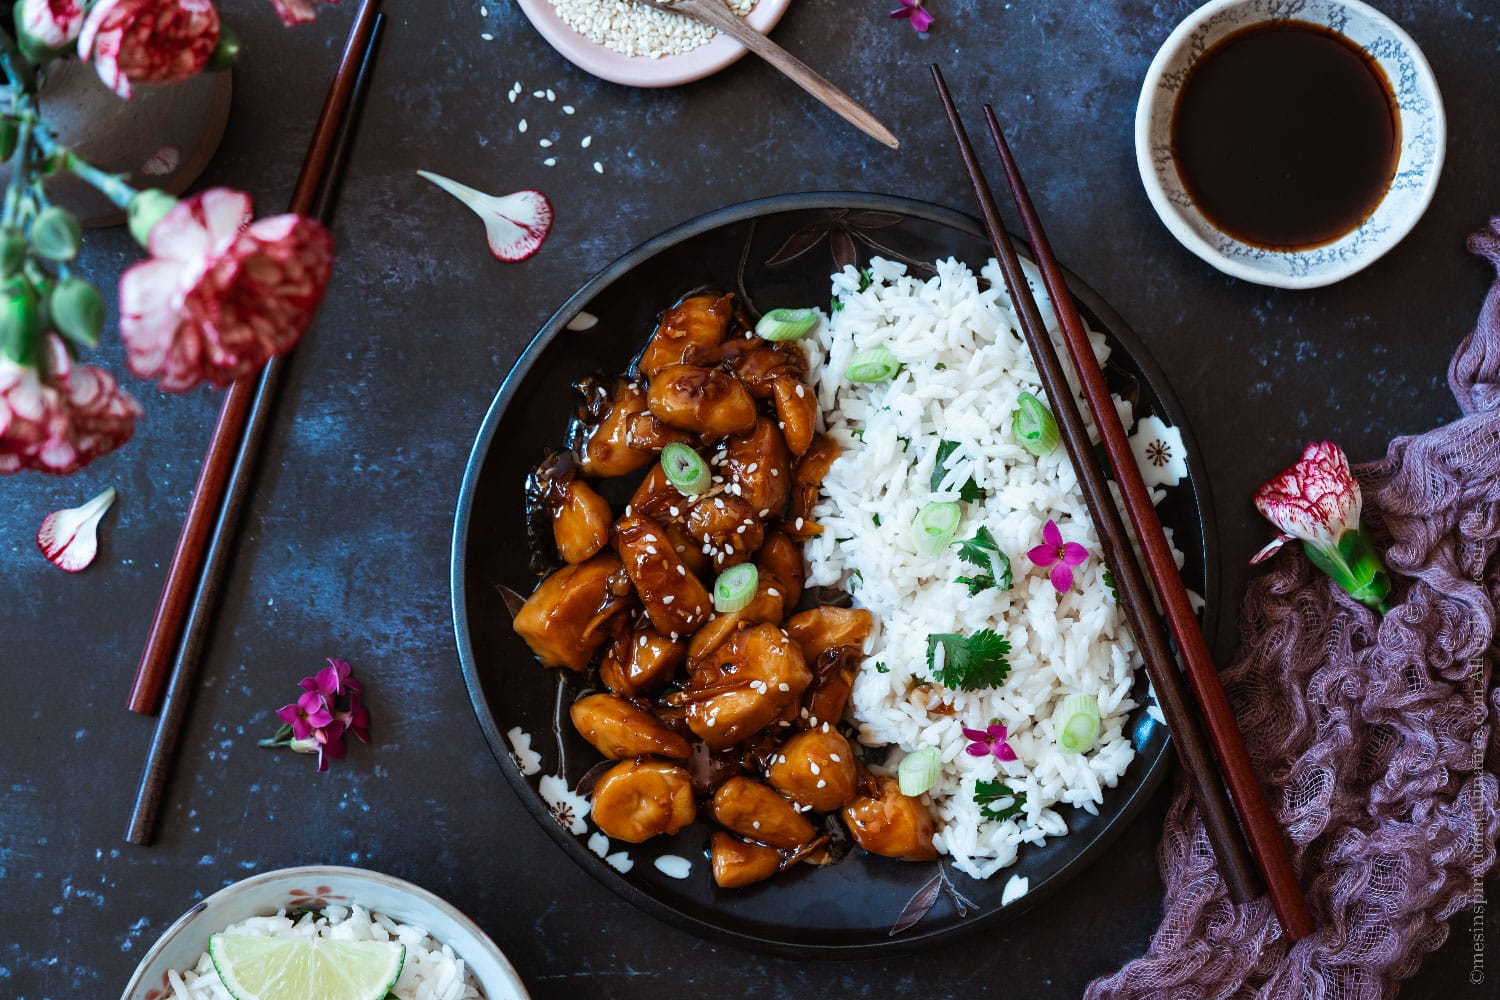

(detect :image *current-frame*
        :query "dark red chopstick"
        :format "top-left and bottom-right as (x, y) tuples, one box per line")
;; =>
(980, 105), (1314, 940)
(124, 4), (385, 845)
(127, 0), (384, 717)
(929, 65), (1272, 915)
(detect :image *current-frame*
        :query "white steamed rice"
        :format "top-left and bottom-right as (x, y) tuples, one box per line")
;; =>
(164, 904), (483, 1000)
(802, 256), (1177, 881)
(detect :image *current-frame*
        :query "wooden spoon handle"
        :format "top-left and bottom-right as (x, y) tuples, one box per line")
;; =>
(676, 0), (899, 149)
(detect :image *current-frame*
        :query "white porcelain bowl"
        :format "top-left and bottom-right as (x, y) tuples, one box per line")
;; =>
(1135, 0), (1445, 289)
(516, 0), (793, 88)
(119, 866), (529, 1000)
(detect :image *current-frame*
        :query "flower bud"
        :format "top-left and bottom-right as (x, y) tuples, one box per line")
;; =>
(50, 277), (104, 350)
(0, 227), (25, 277)
(127, 189), (179, 249)
(0, 275), (40, 365)
(207, 25), (240, 71)
(30, 206), (82, 262)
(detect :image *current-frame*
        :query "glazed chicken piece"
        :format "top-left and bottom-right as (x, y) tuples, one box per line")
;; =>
(569, 692), (691, 761)
(628, 463), (682, 521)
(710, 832), (782, 889)
(639, 292), (734, 378)
(755, 529), (804, 608)
(513, 554), (633, 672)
(573, 377), (654, 477)
(685, 580), (786, 663)
(686, 494), (764, 569)
(842, 775), (938, 861)
(784, 435), (841, 541)
(598, 625), (686, 697)
(711, 776), (816, 850)
(684, 624), (811, 749)
(625, 411), (697, 453)
(802, 646), (861, 730)
(646, 364), (758, 437)
(591, 759), (697, 843)
(526, 452), (613, 564)
(784, 607), (874, 661)
(718, 418), (790, 518)
(613, 514), (714, 638)
(719, 336), (803, 398)
(766, 728), (859, 812)
(770, 376), (817, 457)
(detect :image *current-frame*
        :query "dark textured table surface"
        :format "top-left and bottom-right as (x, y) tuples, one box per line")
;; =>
(4, 1), (1497, 997)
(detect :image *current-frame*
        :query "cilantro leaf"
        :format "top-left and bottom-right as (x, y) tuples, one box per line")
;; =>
(954, 526), (1013, 594)
(857, 268), (874, 292)
(830, 297), (845, 312)
(925, 629), (1012, 692)
(1102, 568), (1119, 603)
(875, 661), (890, 674)
(974, 779), (1027, 822)
(931, 439), (984, 502)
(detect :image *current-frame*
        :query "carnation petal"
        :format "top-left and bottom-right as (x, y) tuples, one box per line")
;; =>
(418, 170), (554, 262)
(37, 486), (116, 572)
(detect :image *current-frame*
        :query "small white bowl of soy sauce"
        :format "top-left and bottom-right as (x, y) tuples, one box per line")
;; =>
(1136, 0), (1445, 289)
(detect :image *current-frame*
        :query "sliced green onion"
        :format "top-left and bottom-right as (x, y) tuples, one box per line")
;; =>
(897, 747), (941, 796)
(755, 307), (819, 342)
(660, 442), (710, 495)
(712, 563), (759, 613)
(1052, 693), (1101, 754)
(1012, 392), (1060, 457)
(912, 501), (962, 556)
(845, 346), (900, 383)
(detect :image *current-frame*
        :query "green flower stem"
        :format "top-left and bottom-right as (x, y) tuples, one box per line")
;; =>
(0, 26), (37, 96)
(33, 131), (140, 211)
(1303, 527), (1392, 613)
(2, 114), (33, 228)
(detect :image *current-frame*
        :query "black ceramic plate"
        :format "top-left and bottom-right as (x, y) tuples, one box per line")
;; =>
(451, 193), (1219, 958)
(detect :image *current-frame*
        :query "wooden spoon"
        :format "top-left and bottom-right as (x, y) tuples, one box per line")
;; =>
(635, 0), (899, 150)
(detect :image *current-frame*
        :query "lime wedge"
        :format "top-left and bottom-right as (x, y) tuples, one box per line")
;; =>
(209, 934), (405, 1000)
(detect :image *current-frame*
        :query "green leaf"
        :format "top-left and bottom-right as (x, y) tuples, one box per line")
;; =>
(931, 440), (984, 501)
(857, 268), (874, 292)
(830, 297), (845, 312)
(875, 661), (890, 674)
(1101, 568), (1119, 603)
(954, 527), (1012, 593)
(974, 779), (1026, 822)
(925, 629), (1012, 692)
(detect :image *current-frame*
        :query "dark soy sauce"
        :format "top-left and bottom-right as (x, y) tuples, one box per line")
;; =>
(1170, 20), (1400, 251)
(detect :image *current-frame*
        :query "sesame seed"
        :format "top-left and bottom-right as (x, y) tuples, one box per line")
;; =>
(735, 526), (746, 534)
(816, 779), (826, 788)
(767, 588), (779, 598)
(644, 534), (658, 543)
(662, 595), (674, 604)
(518, 118), (528, 132)
(645, 545), (657, 555)
(759, 509), (770, 517)
(795, 384), (805, 398)
(706, 717), (715, 727)
(795, 518), (804, 529)
(539, 138), (553, 148)
(546, 89), (556, 101)
(639, 635), (648, 647)
(809, 762), (821, 775)
(624, 504), (633, 516)
(752, 821), (761, 829)
(747, 463), (758, 473)
(543, 158), (557, 166)
(481, 31), (495, 41)
(533, 90), (545, 98)
(668, 506), (680, 517)
(563, 105), (576, 114)
(594, 162), (604, 174)
(770, 468), (779, 477)
(581, 135), (592, 148)
(676, 565), (686, 576)
(830, 754), (841, 762)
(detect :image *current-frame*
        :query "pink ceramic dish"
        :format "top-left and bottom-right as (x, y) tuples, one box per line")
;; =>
(516, 0), (794, 88)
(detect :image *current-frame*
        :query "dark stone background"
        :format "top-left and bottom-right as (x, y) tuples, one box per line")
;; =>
(2, 0), (1496, 996)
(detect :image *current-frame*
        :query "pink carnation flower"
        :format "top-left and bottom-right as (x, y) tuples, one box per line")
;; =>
(0, 335), (141, 475)
(1250, 441), (1359, 563)
(269, 0), (337, 26)
(19, 0), (85, 49)
(78, 0), (220, 99)
(119, 188), (335, 392)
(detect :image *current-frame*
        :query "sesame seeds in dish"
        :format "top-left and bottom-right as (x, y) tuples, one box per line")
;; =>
(548, 0), (756, 59)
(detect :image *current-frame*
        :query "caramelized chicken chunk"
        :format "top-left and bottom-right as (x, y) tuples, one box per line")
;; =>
(628, 463), (683, 522)
(647, 364), (758, 437)
(513, 554), (633, 671)
(663, 519), (712, 577)
(613, 514), (713, 638)
(625, 411), (697, 453)
(592, 759), (697, 843)
(684, 624), (811, 749)
(767, 729), (858, 812)
(784, 435), (841, 540)
(755, 529), (804, 608)
(803, 646), (861, 730)
(842, 775), (938, 861)
(575, 377), (654, 477)
(785, 607), (874, 661)
(599, 626), (685, 696)
(569, 693), (691, 760)
(711, 832), (782, 889)
(686, 580), (786, 663)
(639, 293), (733, 378)
(770, 376), (817, 456)
(686, 494), (764, 569)
(719, 418), (790, 518)
(719, 336), (803, 398)
(526, 453), (613, 564)
(711, 777), (816, 850)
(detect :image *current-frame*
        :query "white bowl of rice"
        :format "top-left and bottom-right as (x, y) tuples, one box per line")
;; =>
(120, 866), (529, 1000)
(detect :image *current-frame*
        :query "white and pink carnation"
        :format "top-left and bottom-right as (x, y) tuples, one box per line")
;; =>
(78, 0), (220, 99)
(19, 0), (85, 49)
(1250, 441), (1361, 564)
(0, 336), (141, 475)
(119, 188), (334, 392)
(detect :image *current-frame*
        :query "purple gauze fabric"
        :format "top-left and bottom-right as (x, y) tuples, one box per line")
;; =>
(1087, 221), (1500, 1000)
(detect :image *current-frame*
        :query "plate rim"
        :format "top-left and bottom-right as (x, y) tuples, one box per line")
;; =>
(450, 190), (1220, 958)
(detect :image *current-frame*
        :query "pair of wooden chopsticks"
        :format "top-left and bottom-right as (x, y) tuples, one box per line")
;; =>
(123, 1), (387, 846)
(930, 66), (1314, 940)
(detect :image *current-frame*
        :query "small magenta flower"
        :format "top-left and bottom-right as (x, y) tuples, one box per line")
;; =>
(890, 0), (934, 33)
(1250, 442), (1390, 612)
(335, 689), (371, 745)
(301, 657), (360, 699)
(963, 723), (1017, 762)
(263, 658), (370, 771)
(1027, 519), (1089, 593)
(276, 690), (332, 741)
